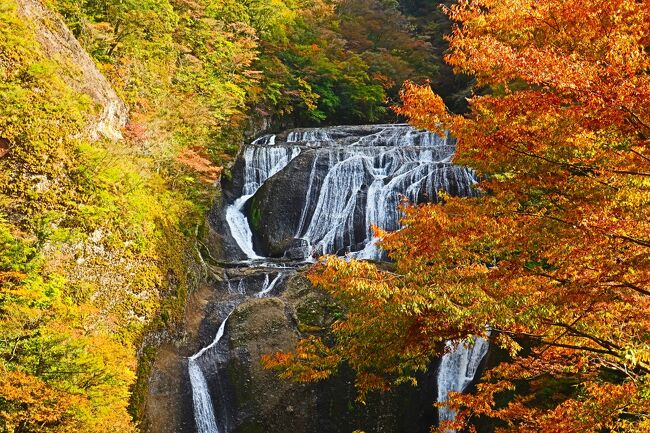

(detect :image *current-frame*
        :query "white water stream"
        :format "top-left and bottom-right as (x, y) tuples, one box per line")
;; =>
(256, 272), (283, 298)
(225, 195), (260, 260)
(227, 140), (301, 259)
(188, 313), (232, 433)
(437, 337), (489, 432)
(234, 125), (476, 259)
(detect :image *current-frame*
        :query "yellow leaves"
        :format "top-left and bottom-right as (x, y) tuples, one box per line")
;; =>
(296, 77), (320, 112)
(0, 223), (145, 433)
(494, 332), (523, 358)
(621, 345), (650, 370)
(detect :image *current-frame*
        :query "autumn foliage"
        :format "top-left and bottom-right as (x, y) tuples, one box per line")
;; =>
(265, 0), (650, 431)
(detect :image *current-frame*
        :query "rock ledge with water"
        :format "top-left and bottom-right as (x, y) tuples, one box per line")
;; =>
(215, 124), (478, 261)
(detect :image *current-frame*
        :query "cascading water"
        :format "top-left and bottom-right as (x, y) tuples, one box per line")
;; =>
(196, 124), (487, 432)
(297, 142), (475, 258)
(188, 269), (286, 433)
(226, 138), (301, 259)
(188, 313), (232, 433)
(228, 124), (478, 260)
(225, 195), (260, 260)
(256, 272), (283, 298)
(436, 338), (489, 432)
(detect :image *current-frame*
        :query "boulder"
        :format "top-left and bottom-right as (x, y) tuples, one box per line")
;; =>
(246, 151), (318, 257)
(221, 274), (439, 433)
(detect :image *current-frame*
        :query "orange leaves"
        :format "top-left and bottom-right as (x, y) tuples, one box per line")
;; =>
(394, 81), (455, 135)
(443, 0), (650, 134)
(0, 271), (26, 284)
(0, 370), (85, 433)
(392, 0), (650, 429)
(176, 146), (223, 183)
(261, 336), (342, 383)
(267, 0), (650, 431)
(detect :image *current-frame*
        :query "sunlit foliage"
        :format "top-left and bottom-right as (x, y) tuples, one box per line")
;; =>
(1, 2), (202, 431)
(265, 0), (650, 431)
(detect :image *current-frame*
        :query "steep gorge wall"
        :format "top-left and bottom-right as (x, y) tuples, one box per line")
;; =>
(1, 3), (210, 432)
(15, 0), (128, 140)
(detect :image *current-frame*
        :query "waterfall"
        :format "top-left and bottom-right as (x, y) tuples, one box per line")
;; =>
(212, 124), (487, 432)
(226, 124), (476, 260)
(287, 129), (331, 142)
(242, 145), (301, 196)
(189, 269), (285, 433)
(189, 269), (294, 432)
(292, 127), (476, 258)
(251, 134), (276, 146)
(301, 154), (369, 254)
(437, 337), (489, 432)
(256, 272), (283, 298)
(226, 195), (261, 260)
(226, 142), (301, 260)
(188, 360), (219, 433)
(188, 314), (232, 433)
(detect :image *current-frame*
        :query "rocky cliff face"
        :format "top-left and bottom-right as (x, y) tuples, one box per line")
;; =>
(144, 269), (440, 433)
(223, 273), (440, 433)
(15, 0), (128, 140)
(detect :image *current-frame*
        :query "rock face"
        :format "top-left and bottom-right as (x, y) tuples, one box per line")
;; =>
(221, 273), (440, 433)
(246, 151), (317, 257)
(216, 124), (479, 260)
(15, 0), (128, 140)
(143, 269), (441, 433)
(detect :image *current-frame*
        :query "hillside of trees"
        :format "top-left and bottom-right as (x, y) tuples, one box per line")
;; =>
(0, 0), (457, 432)
(2, 0), (648, 432)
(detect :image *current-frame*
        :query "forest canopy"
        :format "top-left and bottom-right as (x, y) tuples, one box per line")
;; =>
(47, 0), (453, 157)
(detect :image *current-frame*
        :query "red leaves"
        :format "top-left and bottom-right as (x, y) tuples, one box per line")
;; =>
(176, 146), (223, 183)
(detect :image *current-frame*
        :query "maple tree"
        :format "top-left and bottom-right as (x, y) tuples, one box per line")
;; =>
(265, 0), (650, 431)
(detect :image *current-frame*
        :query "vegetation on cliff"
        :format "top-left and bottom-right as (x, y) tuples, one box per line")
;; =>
(0, 2), (206, 431)
(47, 0), (451, 154)
(265, 0), (650, 431)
